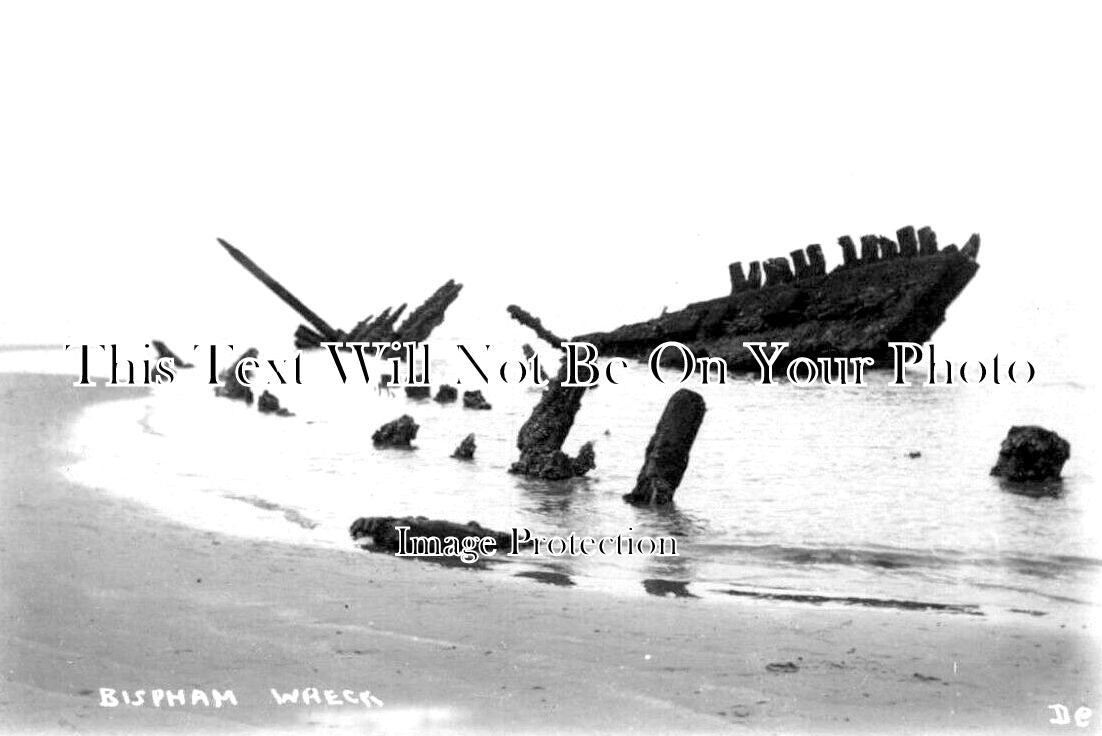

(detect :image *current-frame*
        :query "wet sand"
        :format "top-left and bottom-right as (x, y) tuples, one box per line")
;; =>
(0, 372), (1097, 734)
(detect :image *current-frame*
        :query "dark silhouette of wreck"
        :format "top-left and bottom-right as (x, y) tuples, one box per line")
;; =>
(573, 226), (980, 373)
(217, 238), (462, 350)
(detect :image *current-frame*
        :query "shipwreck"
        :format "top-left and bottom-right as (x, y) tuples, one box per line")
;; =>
(573, 226), (980, 373)
(217, 238), (462, 351)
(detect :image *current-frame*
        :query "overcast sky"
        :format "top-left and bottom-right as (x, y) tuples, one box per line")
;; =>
(1, 2), (1097, 352)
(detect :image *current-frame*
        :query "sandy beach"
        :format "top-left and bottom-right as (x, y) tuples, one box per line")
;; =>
(0, 372), (1097, 734)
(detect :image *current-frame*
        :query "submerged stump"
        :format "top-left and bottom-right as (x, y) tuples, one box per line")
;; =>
(573, 441), (596, 475)
(990, 425), (1070, 482)
(350, 516), (511, 552)
(624, 389), (706, 505)
(434, 384), (458, 403)
(505, 307), (597, 479)
(522, 343), (550, 383)
(452, 433), (477, 460)
(372, 415), (419, 447)
(257, 390), (294, 417)
(152, 340), (194, 369)
(213, 348), (258, 405)
(509, 368), (593, 480)
(462, 390), (492, 410)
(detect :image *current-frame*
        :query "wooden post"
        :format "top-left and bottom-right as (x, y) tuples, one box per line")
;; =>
(510, 366), (592, 480)
(859, 235), (880, 262)
(806, 244), (827, 275)
(918, 226), (939, 255)
(152, 340), (194, 368)
(877, 236), (899, 259)
(729, 262), (748, 293)
(897, 226), (919, 257)
(217, 239), (340, 341)
(961, 233), (981, 260)
(764, 257), (794, 286)
(790, 250), (810, 279)
(747, 261), (763, 289)
(522, 343), (550, 382)
(838, 236), (858, 266)
(507, 305), (568, 348)
(623, 389), (706, 505)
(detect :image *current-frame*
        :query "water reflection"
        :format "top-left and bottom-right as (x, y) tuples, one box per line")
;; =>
(515, 476), (590, 516)
(641, 579), (697, 598)
(626, 502), (712, 538)
(997, 477), (1065, 499)
(515, 569), (576, 587)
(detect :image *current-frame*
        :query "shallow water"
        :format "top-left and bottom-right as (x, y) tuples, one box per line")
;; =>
(16, 335), (1095, 620)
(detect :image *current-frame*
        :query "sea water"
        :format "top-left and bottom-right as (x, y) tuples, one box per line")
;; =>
(7, 316), (1096, 620)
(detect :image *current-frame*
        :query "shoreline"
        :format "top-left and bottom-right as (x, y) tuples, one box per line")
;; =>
(1, 372), (1098, 734)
